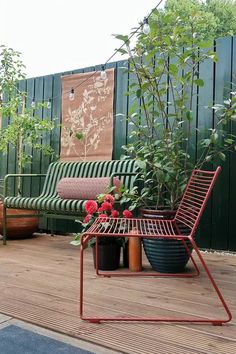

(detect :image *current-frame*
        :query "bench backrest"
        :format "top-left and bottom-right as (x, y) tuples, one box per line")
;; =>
(40, 160), (138, 197)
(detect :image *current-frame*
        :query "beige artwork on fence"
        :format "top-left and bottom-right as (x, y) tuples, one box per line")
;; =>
(60, 68), (114, 161)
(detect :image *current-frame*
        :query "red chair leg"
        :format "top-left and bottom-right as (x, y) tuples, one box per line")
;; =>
(189, 238), (232, 325)
(181, 238), (200, 276)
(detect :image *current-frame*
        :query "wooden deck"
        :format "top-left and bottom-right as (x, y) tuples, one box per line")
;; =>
(0, 234), (235, 354)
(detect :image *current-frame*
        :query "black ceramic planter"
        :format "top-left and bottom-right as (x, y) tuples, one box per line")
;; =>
(140, 208), (192, 273)
(143, 237), (191, 273)
(93, 243), (121, 270)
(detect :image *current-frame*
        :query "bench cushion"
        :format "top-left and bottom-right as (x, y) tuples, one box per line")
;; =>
(56, 177), (121, 200)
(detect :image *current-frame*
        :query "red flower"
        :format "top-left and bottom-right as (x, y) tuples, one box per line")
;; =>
(111, 209), (119, 218)
(101, 201), (113, 212)
(84, 200), (98, 214)
(83, 214), (92, 224)
(98, 206), (104, 212)
(98, 213), (108, 222)
(104, 194), (115, 204)
(123, 209), (133, 218)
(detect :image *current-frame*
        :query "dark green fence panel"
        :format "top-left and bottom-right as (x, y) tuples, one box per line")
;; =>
(196, 45), (215, 249)
(1, 35), (236, 250)
(228, 36), (236, 251)
(42, 74), (54, 177)
(114, 60), (129, 159)
(211, 37), (232, 250)
(31, 77), (44, 197)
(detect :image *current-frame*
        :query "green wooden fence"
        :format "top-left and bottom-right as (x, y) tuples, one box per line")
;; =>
(0, 35), (236, 251)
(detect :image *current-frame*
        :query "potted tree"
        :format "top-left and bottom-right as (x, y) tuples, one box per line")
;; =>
(0, 45), (56, 238)
(115, 8), (236, 272)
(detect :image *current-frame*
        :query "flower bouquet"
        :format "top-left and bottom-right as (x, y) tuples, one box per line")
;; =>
(71, 193), (133, 247)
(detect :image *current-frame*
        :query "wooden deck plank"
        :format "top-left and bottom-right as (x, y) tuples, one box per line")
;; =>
(0, 235), (235, 354)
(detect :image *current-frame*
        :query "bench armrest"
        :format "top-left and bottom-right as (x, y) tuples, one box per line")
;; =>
(109, 172), (137, 186)
(3, 173), (47, 199)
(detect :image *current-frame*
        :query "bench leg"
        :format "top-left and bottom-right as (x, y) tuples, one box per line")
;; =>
(49, 218), (55, 236)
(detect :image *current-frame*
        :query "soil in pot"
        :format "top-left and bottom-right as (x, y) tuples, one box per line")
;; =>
(93, 243), (121, 270)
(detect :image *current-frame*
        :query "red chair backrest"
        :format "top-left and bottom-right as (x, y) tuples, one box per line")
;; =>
(174, 166), (221, 237)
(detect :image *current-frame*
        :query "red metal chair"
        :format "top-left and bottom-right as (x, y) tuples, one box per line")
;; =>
(80, 166), (232, 324)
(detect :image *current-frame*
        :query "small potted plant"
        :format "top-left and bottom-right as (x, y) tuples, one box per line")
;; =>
(71, 193), (133, 270)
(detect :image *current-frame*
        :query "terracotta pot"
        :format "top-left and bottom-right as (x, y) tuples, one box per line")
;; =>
(0, 202), (39, 239)
(140, 208), (192, 273)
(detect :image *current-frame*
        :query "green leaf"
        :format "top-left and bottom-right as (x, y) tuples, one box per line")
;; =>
(169, 63), (178, 75)
(194, 79), (204, 87)
(201, 138), (211, 147)
(219, 152), (226, 161)
(136, 160), (146, 170)
(136, 88), (142, 98)
(114, 34), (130, 44)
(205, 155), (212, 162)
(70, 240), (81, 246)
(75, 132), (84, 140)
(225, 138), (234, 145)
(116, 48), (128, 55)
(198, 40), (213, 49)
(186, 110), (193, 121)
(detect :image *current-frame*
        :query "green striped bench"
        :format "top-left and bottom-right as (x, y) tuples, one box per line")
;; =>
(2, 160), (137, 243)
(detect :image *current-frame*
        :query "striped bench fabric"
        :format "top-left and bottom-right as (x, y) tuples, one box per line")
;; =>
(4, 160), (137, 216)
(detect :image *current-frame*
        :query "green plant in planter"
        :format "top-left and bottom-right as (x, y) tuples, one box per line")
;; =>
(0, 45), (56, 196)
(115, 9), (236, 212)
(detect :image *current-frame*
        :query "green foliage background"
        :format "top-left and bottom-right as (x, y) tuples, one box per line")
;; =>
(164, 0), (236, 39)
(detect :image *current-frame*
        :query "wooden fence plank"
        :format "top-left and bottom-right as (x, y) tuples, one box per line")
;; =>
(196, 46), (214, 249)
(113, 60), (129, 159)
(20, 78), (35, 197)
(49, 71), (72, 233)
(29, 76), (44, 199)
(211, 36), (232, 250)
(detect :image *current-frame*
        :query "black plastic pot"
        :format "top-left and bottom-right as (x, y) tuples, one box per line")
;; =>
(93, 243), (121, 270)
(140, 208), (192, 273)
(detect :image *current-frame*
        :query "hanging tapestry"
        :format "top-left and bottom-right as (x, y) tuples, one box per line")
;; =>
(60, 68), (114, 161)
